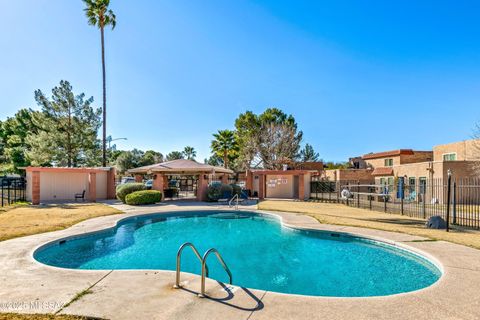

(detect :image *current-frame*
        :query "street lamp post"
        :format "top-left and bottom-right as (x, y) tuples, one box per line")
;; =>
(107, 136), (127, 149)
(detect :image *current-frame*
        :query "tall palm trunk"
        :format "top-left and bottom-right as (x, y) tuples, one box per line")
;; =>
(101, 25), (107, 167)
(223, 150), (228, 168)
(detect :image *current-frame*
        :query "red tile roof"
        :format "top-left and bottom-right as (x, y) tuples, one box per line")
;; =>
(371, 167), (394, 176)
(362, 149), (414, 160)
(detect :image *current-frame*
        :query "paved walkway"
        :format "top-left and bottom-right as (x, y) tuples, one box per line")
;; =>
(0, 201), (479, 319)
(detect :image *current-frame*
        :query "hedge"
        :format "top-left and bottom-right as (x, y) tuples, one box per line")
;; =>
(116, 183), (147, 203)
(207, 183), (233, 202)
(125, 190), (162, 205)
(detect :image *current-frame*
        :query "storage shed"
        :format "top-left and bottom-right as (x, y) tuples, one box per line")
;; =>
(26, 167), (116, 204)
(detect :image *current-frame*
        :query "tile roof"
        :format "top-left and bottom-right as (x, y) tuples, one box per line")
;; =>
(128, 159), (233, 174)
(371, 167), (394, 176)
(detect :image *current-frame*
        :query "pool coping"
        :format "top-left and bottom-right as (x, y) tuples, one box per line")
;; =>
(1, 202), (480, 319)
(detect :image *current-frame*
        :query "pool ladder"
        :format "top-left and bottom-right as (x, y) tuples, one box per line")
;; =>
(229, 194), (239, 210)
(173, 242), (233, 298)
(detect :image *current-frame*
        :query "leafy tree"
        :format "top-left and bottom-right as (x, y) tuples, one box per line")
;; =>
(83, 0), (116, 166)
(115, 150), (140, 174)
(211, 129), (239, 169)
(114, 149), (163, 173)
(324, 161), (349, 169)
(182, 146), (196, 160)
(141, 150), (163, 165)
(234, 108), (303, 169)
(0, 109), (38, 172)
(204, 155), (223, 167)
(26, 80), (102, 167)
(166, 151), (184, 161)
(299, 143), (319, 162)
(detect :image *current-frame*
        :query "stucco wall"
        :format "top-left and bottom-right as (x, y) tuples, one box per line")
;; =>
(433, 140), (480, 161)
(304, 173), (311, 198)
(265, 174), (294, 199)
(365, 156), (400, 168)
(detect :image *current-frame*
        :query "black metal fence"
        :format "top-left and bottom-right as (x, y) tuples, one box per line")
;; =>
(1, 176), (27, 207)
(310, 177), (480, 229)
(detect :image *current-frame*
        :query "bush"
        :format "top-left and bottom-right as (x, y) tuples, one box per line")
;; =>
(125, 190), (162, 205)
(230, 184), (242, 196)
(116, 183), (147, 203)
(207, 183), (233, 202)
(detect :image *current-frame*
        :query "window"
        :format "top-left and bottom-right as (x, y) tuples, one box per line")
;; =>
(384, 158), (394, 166)
(409, 177), (416, 192)
(387, 177), (394, 187)
(379, 178), (386, 185)
(419, 177), (427, 194)
(443, 153), (457, 161)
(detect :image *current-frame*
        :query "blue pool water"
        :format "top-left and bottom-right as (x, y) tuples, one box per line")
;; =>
(34, 211), (441, 297)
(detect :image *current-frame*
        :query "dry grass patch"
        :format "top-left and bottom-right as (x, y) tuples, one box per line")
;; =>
(0, 314), (103, 320)
(259, 200), (480, 249)
(0, 203), (122, 242)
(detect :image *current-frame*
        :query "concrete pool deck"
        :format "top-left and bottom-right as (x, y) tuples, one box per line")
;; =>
(0, 201), (479, 319)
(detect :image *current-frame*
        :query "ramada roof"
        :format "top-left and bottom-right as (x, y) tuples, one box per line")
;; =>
(128, 159), (233, 174)
(362, 149), (415, 160)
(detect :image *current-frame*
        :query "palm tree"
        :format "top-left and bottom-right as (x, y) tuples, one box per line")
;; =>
(211, 130), (238, 169)
(183, 146), (197, 160)
(83, 0), (116, 167)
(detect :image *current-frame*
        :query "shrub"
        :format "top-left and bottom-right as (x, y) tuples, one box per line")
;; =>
(230, 184), (242, 196)
(125, 190), (162, 205)
(206, 183), (233, 202)
(116, 183), (147, 203)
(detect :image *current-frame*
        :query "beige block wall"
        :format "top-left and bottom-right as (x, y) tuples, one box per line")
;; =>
(433, 140), (480, 161)
(265, 174), (293, 199)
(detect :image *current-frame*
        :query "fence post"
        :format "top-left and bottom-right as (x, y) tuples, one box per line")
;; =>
(7, 181), (10, 205)
(329, 182), (332, 202)
(446, 170), (452, 232)
(369, 186), (372, 210)
(336, 181), (340, 203)
(422, 193), (426, 219)
(357, 181), (360, 208)
(453, 181), (457, 225)
(346, 181), (349, 206)
(383, 183), (387, 213)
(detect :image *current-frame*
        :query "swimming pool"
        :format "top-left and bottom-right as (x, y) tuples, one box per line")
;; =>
(34, 211), (441, 297)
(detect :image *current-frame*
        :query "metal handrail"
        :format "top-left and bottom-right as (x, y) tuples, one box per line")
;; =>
(199, 248), (233, 298)
(173, 242), (209, 289)
(229, 194), (239, 210)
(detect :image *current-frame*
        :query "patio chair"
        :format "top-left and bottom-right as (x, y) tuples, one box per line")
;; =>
(75, 190), (86, 202)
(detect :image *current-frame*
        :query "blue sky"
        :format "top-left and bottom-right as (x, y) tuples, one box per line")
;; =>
(1, 0), (479, 162)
